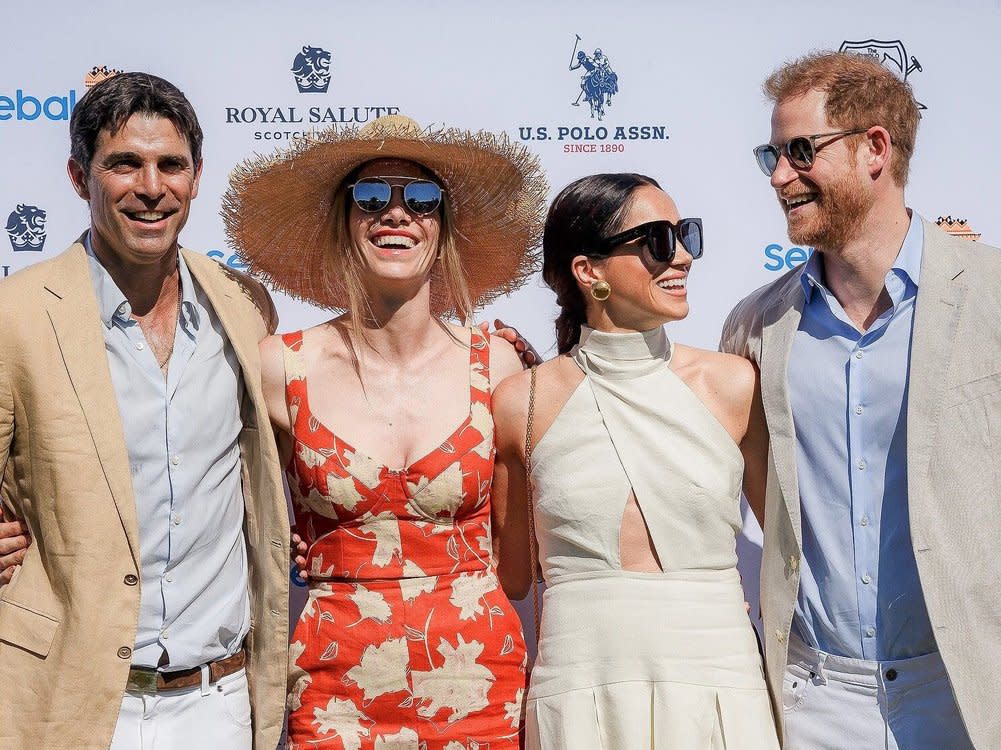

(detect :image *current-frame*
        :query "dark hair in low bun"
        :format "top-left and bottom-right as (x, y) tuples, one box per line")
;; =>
(541, 173), (660, 353)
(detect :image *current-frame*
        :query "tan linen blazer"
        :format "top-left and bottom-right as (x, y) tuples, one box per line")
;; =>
(721, 219), (1001, 748)
(0, 239), (290, 750)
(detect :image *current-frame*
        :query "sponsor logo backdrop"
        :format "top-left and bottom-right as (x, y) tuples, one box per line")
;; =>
(4, 0), (999, 631)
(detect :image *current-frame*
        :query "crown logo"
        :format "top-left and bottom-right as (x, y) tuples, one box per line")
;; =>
(6, 204), (47, 252)
(935, 215), (981, 242)
(291, 46), (332, 94)
(85, 66), (124, 88)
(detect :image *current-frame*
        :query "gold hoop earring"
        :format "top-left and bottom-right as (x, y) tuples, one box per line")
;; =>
(590, 280), (611, 301)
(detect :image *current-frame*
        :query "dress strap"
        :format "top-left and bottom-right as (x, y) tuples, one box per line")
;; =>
(280, 330), (309, 429)
(469, 326), (491, 397)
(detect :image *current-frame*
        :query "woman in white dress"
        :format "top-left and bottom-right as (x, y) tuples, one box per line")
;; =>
(492, 173), (779, 749)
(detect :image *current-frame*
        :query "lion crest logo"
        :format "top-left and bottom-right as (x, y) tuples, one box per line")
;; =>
(6, 204), (47, 252)
(291, 45), (332, 94)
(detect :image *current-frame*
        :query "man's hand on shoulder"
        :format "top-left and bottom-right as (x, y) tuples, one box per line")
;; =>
(478, 319), (540, 368)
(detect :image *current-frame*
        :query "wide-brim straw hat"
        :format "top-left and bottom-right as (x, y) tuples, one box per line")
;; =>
(222, 114), (548, 314)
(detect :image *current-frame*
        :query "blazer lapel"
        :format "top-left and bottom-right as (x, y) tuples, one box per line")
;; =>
(183, 251), (257, 378)
(44, 243), (140, 565)
(760, 276), (805, 547)
(183, 250), (265, 426)
(906, 221), (968, 549)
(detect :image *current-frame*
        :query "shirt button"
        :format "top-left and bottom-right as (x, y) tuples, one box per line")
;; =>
(165, 573), (174, 583)
(117, 646), (132, 659)
(866, 627), (876, 637)
(861, 573), (872, 584)
(170, 455), (181, 466)
(135, 342), (145, 351)
(855, 405), (863, 415)
(776, 630), (786, 644)
(161, 630), (169, 640)
(117, 303), (128, 316)
(855, 351), (863, 359)
(172, 514), (181, 526)
(860, 515), (870, 527)
(124, 574), (138, 586)
(857, 459), (866, 470)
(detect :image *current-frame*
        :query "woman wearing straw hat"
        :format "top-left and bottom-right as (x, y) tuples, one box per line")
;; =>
(224, 115), (547, 749)
(492, 174), (779, 749)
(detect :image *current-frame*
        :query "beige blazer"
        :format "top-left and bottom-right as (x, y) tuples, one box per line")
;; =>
(0, 240), (290, 750)
(721, 219), (1001, 748)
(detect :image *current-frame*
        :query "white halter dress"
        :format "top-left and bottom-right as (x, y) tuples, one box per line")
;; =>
(525, 326), (779, 749)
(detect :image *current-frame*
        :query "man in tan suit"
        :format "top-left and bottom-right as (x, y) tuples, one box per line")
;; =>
(722, 52), (1000, 748)
(0, 73), (289, 749)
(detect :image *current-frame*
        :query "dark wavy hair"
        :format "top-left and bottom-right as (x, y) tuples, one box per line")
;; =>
(70, 72), (203, 173)
(541, 173), (660, 354)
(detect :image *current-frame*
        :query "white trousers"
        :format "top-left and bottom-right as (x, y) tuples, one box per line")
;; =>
(782, 637), (973, 750)
(110, 667), (252, 750)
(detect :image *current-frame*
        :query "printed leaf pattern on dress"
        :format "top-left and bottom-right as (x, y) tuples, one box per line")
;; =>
(345, 637), (411, 702)
(373, 727), (419, 749)
(449, 571), (499, 621)
(408, 462), (464, 517)
(411, 636), (494, 723)
(312, 696), (371, 750)
(350, 585), (393, 625)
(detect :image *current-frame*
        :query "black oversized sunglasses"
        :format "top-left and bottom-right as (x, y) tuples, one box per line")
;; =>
(594, 218), (703, 264)
(753, 128), (871, 176)
(347, 176), (444, 215)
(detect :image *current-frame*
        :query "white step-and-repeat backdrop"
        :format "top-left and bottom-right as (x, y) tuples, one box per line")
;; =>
(4, 0), (999, 629)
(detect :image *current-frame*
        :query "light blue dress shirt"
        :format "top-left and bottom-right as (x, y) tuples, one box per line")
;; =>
(84, 234), (250, 670)
(788, 213), (936, 661)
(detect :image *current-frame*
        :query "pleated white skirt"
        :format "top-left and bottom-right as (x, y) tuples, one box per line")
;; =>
(525, 569), (779, 749)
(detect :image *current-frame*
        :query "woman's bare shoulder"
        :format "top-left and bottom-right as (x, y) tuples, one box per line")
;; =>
(672, 344), (755, 409)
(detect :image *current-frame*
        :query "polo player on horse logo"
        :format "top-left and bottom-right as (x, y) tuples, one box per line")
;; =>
(569, 36), (618, 121)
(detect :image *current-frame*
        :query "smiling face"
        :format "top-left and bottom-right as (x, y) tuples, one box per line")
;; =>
(68, 113), (201, 269)
(347, 158), (441, 292)
(584, 185), (693, 330)
(769, 89), (873, 252)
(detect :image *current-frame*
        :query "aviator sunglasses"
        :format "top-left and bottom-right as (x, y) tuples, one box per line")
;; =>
(753, 128), (871, 176)
(595, 218), (704, 264)
(347, 176), (444, 215)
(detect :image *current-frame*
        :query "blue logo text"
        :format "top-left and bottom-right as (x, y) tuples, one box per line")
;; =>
(763, 242), (813, 272)
(0, 90), (79, 121)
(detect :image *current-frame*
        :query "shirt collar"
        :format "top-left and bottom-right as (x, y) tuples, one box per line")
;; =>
(83, 231), (200, 331)
(799, 210), (924, 304)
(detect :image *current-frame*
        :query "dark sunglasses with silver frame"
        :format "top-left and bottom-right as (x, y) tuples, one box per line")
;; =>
(347, 176), (445, 215)
(753, 128), (872, 176)
(593, 218), (704, 264)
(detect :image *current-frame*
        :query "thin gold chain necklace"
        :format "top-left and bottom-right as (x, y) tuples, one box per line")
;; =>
(155, 281), (183, 372)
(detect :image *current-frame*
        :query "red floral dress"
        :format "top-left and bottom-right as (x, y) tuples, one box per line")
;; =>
(283, 328), (527, 750)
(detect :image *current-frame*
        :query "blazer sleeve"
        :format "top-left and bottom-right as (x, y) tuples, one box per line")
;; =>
(719, 299), (756, 360)
(222, 266), (279, 336)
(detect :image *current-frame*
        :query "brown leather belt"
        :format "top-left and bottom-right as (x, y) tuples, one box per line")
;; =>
(126, 648), (246, 694)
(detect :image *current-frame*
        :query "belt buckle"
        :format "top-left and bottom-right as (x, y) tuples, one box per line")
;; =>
(126, 668), (159, 693)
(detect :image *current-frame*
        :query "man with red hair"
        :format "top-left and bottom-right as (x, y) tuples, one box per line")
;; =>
(723, 51), (1000, 748)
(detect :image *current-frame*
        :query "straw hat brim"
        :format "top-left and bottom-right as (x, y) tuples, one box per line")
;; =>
(222, 118), (548, 314)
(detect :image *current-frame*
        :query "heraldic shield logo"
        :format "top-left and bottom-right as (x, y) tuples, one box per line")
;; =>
(291, 45), (332, 94)
(839, 39), (926, 110)
(6, 204), (46, 252)
(568, 34), (619, 120)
